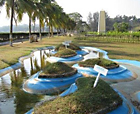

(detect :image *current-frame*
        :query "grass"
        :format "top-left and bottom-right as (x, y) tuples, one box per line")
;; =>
(54, 48), (77, 58)
(74, 37), (140, 61)
(78, 58), (119, 69)
(39, 62), (77, 78)
(34, 77), (122, 114)
(0, 36), (72, 69)
(1, 35), (139, 112)
(0, 35), (140, 70)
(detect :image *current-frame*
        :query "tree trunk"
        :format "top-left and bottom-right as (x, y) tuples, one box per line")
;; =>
(33, 21), (35, 32)
(9, 0), (15, 47)
(29, 17), (32, 43)
(57, 28), (59, 36)
(48, 26), (51, 37)
(51, 25), (53, 37)
(39, 19), (42, 40)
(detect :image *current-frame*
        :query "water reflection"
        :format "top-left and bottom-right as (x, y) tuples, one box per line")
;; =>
(10, 69), (43, 114)
(0, 49), (50, 114)
(30, 50), (48, 75)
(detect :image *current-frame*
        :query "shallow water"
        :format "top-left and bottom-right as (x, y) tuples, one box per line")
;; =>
(0, 50), (49, 114)
(0, 47), (116, 114)
(0, 47), (90, 114)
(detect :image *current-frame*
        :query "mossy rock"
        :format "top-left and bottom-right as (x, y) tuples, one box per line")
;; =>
(39, 62), (77, 78)
(54, 48), (77, 58)
(78, 58), (119, 69)
(34, 77), (122, 114)
(55, 43), (81, 51)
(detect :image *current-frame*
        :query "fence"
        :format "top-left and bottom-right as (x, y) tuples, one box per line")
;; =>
(0, 32), (58, 42)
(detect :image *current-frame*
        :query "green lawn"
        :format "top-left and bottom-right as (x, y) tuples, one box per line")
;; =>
(0, 36), (72, 69)
(74, 38), (140, 61)
(0, 35), (140, 70)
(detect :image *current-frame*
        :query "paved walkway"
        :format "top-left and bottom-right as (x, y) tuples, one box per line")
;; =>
(0, 39), (28, 46)
(111, 63), (140, 111)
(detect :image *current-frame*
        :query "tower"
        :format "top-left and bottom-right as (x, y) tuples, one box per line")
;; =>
(98, 10), (106, 33)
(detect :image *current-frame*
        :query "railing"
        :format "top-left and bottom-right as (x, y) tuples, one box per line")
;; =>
(0, 32), (59, 42)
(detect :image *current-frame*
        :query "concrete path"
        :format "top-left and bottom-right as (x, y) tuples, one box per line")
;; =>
(0, 39), (28, 46)
(111, 63), (140, 111)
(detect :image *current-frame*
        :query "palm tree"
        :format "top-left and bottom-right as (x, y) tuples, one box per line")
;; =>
(9, 0), (14, 46)
(45, 3), (67, 37)
(28, 0), (54, 41)
(0, 0), (15, 46)
(0, 0), (35, 46)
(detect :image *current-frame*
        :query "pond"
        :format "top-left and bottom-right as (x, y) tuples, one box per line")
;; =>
(0, 50), (51, 114)
(0, 46), (136, 114)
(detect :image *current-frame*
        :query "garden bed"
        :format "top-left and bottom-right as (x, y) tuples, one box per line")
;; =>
(55, 43), (81, 51)
(54, 49), (77, 58)
(39, 62), (77, 78)
(34, 77), (122, 114)
(78, 58), (119, 69)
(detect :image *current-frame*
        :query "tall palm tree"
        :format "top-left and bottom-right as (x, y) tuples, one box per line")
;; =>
(9, 0), (14, 46)
(0, 0), (35, 46)
(28, 0), (54, 41)
(45, 3), (64, 37)
(0, 0), (15, 46)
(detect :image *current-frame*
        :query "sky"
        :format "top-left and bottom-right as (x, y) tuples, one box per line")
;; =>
(0, 0), (140, 27)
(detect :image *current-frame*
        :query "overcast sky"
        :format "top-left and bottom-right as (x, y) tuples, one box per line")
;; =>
(0, 0), (140, 27)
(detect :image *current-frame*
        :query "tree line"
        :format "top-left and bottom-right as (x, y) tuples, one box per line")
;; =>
(87, 12), (140, 32)
(0, 0), (77, 46)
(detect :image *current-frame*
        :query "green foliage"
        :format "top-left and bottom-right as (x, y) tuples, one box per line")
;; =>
(78, 58), (119, 69)
(34, 77), (122, 114)
(41, 62), (74, 75)
(113, 22), (129, 32)
(55, 43), (81, 51)
(87, 31), (98, 35)
(76, 31), (140, 43)
(54, 48), (77, 58)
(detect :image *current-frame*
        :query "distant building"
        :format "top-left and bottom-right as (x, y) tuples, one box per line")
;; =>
(98, 10), (106, 33)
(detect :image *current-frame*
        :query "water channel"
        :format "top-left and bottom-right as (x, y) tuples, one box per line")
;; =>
(0, 50), (50, 114)
(0, 46), (139, 114)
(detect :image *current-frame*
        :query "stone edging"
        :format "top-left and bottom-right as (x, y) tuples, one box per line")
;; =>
(78, 63), (119, 69)
(39, 68), (77, 78)
(82, 71), (137, 83)
(0, 63), (23, 77)
(54, 53), (77, 58)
